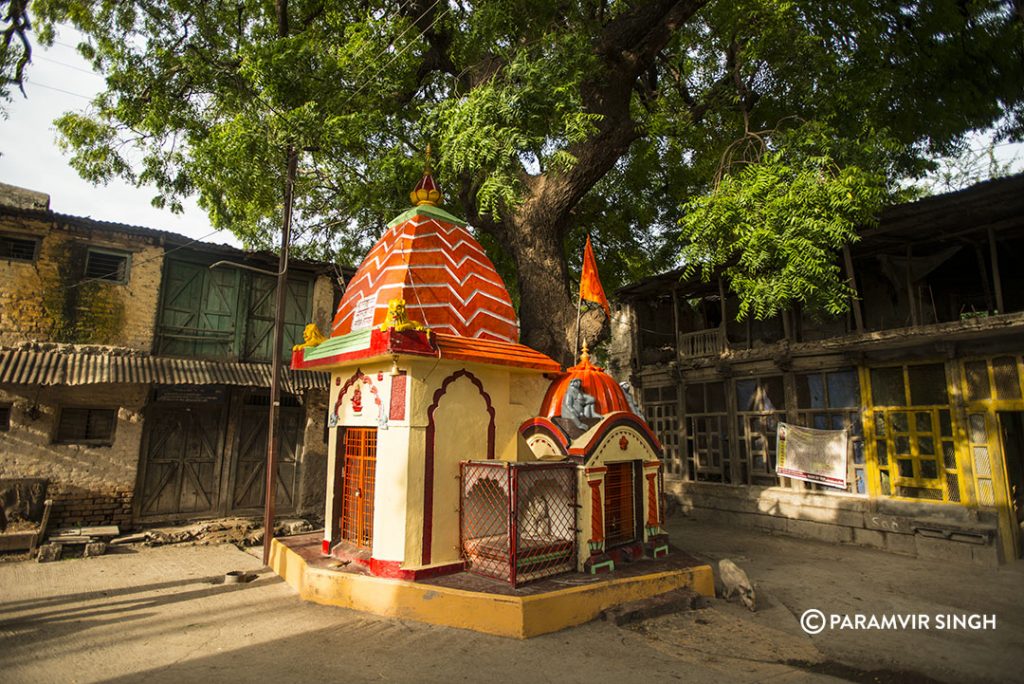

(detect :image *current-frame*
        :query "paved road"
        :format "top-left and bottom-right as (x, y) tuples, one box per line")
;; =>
(1, 519), (1020, 683)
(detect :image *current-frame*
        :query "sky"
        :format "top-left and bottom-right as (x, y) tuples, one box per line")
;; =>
(1, 25), (1021, 251)
(0, 28), (241, 247)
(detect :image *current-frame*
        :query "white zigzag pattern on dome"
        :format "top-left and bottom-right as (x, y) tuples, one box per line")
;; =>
(336, 263), (515, 324)
(331, 287), (518, 341)
(362, 218), (487, 265)
(396, 303), (518, 342)
(342, 262), (509, 304)
(357, 220), (492, 273)
(371, 286), (518, 326)
(354, 242), (499, 290)
(333, 282), (518, 334)
(333, 214), (519, 341)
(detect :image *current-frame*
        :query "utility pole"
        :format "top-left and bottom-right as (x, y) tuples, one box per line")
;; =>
(263, 145), (298, 566)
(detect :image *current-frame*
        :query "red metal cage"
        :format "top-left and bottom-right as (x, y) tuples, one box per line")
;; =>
(460, 461), (577, 586)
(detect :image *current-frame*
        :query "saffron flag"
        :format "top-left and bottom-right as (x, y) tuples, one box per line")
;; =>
(580, 234), (610, 316)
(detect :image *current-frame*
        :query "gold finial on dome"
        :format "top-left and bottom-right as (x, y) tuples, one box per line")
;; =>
(580, 340), (590, 364)
(410, 144), (443, 206)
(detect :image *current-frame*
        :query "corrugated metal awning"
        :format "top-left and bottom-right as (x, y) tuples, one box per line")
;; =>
(0, 349), (328, 394)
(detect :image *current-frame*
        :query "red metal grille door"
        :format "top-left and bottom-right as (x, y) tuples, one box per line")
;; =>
(604, 462), (636, 546)
(341, 428), (376, 549)
(461, 461), (577, 586)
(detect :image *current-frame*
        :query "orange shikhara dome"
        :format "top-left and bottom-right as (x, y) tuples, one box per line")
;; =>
(331, 165), (519, 343)
(539, 345), (632, 418)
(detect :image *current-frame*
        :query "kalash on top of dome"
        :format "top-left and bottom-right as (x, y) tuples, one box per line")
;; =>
(331, 147), (520, 344)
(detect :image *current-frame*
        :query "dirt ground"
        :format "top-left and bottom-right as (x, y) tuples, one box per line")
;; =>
(0, 517), (1020, 684)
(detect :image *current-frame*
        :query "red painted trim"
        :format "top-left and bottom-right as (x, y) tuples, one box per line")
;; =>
(389, 371), (408, 421)
(589, 479), (604, 543)
(322, 539), (331, 555)
(646, 472), (659, 526)
(369, 558), (465, 580)
(567, 412), (663, 458)
(584, 466), (608, 475)
(643, 460), (663, 469)
(518, 417), (570, 451)
(423, 368), (496, 566)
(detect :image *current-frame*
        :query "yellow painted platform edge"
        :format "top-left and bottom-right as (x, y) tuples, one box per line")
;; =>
(269, 539), (714, 639)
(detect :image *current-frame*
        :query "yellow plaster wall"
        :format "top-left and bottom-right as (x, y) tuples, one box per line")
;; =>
(403, 426), (427, 566)
(429, 374), (491, 565)
(402, 358), (552, 568)
(0, 216), (163, 349)
(322, 355), (552, 570)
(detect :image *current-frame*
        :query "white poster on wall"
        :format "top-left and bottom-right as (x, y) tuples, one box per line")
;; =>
(351, 296), (377, 331)
(776, 422), (848, 489)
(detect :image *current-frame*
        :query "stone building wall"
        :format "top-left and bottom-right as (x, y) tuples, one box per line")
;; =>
(666, 479), (1002, 565)
(296, 388), (329, 521)
(0, 214), (163, 350)
(0, 383), (148, 529)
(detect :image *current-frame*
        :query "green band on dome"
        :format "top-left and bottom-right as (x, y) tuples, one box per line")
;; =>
(386, 204), (468, 229)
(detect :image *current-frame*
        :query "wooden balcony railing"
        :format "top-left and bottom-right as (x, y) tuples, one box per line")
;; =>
(677, 328), (725, 359)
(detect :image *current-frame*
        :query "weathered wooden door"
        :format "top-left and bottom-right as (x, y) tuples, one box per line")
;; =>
(230, 399), (303, 513)
(138, 405), (226, 519)
(155, 259), (240, 359)
(243, 275), (311, 362)
(341, 428), (377, 549)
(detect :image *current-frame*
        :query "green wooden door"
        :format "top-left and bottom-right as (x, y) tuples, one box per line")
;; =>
(243, 275), (311, 362)
(156, 259), (240, 359)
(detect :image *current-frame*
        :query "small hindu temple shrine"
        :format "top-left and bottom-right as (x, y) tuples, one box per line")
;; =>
(280, 158), (712, 636)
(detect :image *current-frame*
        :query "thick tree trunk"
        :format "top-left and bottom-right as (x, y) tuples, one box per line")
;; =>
(453, 0), (709, 363)
(507, 219), (575, 366)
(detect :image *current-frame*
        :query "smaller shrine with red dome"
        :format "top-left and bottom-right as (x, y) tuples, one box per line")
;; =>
(278, 151), (702, 635)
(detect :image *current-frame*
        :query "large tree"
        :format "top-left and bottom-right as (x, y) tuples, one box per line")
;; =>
(19, 0), (1024, 361)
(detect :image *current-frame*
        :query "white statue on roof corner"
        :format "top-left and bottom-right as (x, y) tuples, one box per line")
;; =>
(561, 378), (603, 430)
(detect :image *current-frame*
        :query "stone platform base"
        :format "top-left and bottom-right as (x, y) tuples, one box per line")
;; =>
(269, 534), (714, 639)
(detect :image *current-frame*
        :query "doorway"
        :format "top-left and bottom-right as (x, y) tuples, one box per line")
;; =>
(340, 427), (377, 549)
(997, 411), (1024, 558)
(604, 462), (637, 547)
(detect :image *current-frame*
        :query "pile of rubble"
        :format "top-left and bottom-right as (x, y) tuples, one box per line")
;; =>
(110, 518), (314, 549)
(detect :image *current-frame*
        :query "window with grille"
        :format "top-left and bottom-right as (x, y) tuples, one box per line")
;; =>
(795, 369), (865, 494)
(55, 407), (117, 444)
(642, 384), (681, 475)
(0, 403), (11, 431)
(867, 363), (958, 502)
(84, 248), (130, 283)
(736, 376), (785, 485)
(684, 381), (730, 483)
(0, 234), (39, 261)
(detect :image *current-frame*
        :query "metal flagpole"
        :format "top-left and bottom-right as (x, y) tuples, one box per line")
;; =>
(573, 237), (586, 365)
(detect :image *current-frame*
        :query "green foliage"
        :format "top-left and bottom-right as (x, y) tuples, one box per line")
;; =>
(679, 124), (894, 320)
(11, 0), (1024, 342)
